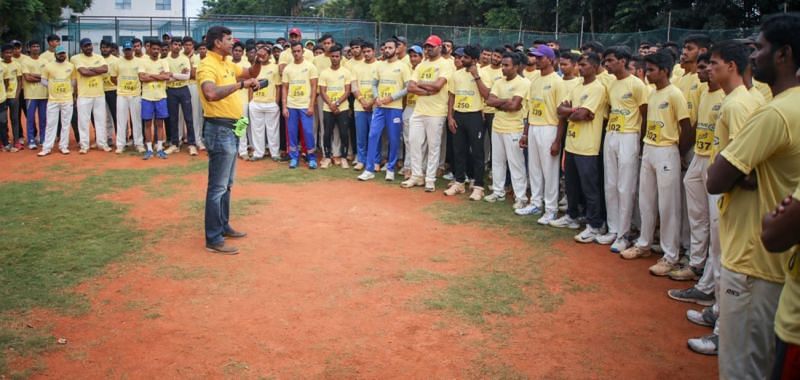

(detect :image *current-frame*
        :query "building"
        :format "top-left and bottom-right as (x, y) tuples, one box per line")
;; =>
(62, 0), (185, 19)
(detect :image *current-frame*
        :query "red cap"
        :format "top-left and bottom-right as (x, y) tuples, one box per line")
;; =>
(288, 27), (302, 37)
(424, 35), (442, 47)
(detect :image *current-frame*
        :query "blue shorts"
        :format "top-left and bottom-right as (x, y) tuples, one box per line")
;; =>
(141, 99), (168, 121)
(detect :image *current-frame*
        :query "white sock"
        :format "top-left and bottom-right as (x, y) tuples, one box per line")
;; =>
(146, 142), (153, 151)
(156, 141), (163, 151)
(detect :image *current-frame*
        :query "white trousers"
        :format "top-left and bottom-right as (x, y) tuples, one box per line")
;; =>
(116, 95), (143, 148)
(188, 84), (204, 147)
(77, 96), (108, 149)
(718, 267), (782, 380)
(402, 106), (420, 169)
(527, 125), (560, 214)
(409, 114), (445, 183)
(491, 131), (528, 202)
(248, 101), (280, 158)
(603, 131), (640, 237)
(696, 193), (721, 294)
(684, 154), (711, 268)
(634, 144), (682, 263)
(43, 102), (73, 151)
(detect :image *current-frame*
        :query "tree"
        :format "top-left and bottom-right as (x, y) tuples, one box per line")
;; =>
(0, 0), (91, 41)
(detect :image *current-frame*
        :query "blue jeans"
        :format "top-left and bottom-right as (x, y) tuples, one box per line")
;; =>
(287, 108), (315, 160)
(354, 110), (373, 164)
(204, 119), (239, 245)
(26, 99), (47, 144)
(367, 107), (402, 172)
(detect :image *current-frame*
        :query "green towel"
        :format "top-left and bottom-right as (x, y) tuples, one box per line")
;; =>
(233, 117), (249, 137)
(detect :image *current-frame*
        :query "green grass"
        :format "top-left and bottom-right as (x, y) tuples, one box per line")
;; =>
(402, 269), (447, 283)
(424, 271), (527, 324)
(247, 165), (356, 184)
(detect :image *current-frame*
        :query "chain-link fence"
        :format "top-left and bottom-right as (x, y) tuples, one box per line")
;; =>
(40, 16), (758, 55)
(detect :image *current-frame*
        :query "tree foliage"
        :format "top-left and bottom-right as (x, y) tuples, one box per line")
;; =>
(0, 0), (91, 41)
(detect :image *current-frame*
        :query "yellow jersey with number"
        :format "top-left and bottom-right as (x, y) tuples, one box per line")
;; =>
(712, 85), (760, 156)
(20, 55), (49, 100)
(102, 54), (118, 92)
(252, 62), (280, 104)
(565, 79), (608, 156)
(376, 59), (411, 110)
(527, 71), (567, 126)
(350, 60), (377, 112)
(138, 57), (170, 101)
(281, 59), (318, 109)
(490, 75), (529, 134)
(607, 75), (648, 134)
(70, 54), (107, 98)
(719, 86), (800, 284)
(411, 57), (454, 117)
(318, 66), (352, 112)
(2, 60), (21, 99)
(693, 87), (724, 156)
(449, 68), (484, 113)
(643, 84), (689, 147)
(111, 57), (142, 97)
(480, 66), (503, 114)
(42, 61), (74, 103)
(165, 54), (191, 89)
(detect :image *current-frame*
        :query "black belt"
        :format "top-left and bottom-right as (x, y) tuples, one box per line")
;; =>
(205, 117), (238, 128)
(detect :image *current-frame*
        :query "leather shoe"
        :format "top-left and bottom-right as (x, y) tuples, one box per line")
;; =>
(205, 242), (239, 255)
(223, 229), (247, 238)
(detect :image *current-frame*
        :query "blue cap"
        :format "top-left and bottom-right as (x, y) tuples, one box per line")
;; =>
(79, 38), (92, 47)
(122, 41), (133, 50)
(529, 45), (555, 60)
(55, 46), (66, 54)
(453, 47), (465, 57)
(408, 45), (423, 55)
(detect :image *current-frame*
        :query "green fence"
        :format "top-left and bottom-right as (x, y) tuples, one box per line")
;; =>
(41, 15), (758, 55)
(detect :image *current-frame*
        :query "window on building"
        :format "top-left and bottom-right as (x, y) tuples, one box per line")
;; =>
(115, 0), (131, 9)
(155, 0), (171, 10)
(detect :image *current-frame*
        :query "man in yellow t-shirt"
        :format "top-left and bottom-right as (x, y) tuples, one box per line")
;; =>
(706, 16), (800, 376)
(182, 37), (205, 151)
(278, 28), (314, 76)
(350, 41), (378, 171)
(21, 40), (49, 148)
(402, 35), (454, 192)
(110, 42), (144, 153)
(517, 45), (567, 224)
(281, 42), (319, 169)
(100, 40), (119, 143)
(318, 45), (352, 169)
(479, 47), (505, 173)
(597, 46), (648, 252)
(2, 44), (23, 150)
(40, 35), (60, 63)
(358, 38), (412, 182)
(621, 51), (692, 279)
(231, 41), (253, 159)
(442, 46), (490, 199)
(71, 38), (110, 153)
(401, 45), (424, 178)
(164, 38), (197, 155)
(481, 52), (528, 207)
(138, 42), (171, 159)
(38, 46), (75, 155)
(312, 34), (334, 160)
(248, 49), (281, 161)
(551, 52), (608, 241)
(197, 26), (267, 255)
(559, 52), (582, 97)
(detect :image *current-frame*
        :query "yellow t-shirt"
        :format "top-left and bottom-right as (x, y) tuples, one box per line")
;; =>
(0, 63), (9, 103)
(480, 66), (503, 114)
(350, 59), (377, 112)
(693, 87), (725, 156)
(643, 84), (690, 147)
(713, 85), (760, 156)
(566, 79), (608, 156)
(2, 60), (21, 99)
(596, 70), (615, 90)
(775, 196), (800, 344)
(233, 59), (251, 103)
(748, 86), (767, 107)
(20, 55), (49, 100)
(40, 50), (55, 63)
(718, 86), (800, 283)
(675, 72), (701, 126)
(490, 75), (529, 134)
(449, 68), (485, 113)
(165, 54), (191, 89)
(522, 68), (540, 82)
(102, 54), (118, 91)
(411, 57), (454, 117)
(138, 57), (170, 101)
(317, 66), (352, 112)
(281, 59), (318, 109)
(376, 59), (412, 110)
(197, 51), (244, 119)
(313, 54), (332, 74)
(252, 62), (281, 104)
(753, 79), (773, 102)
(183, 52), (201, 84)
(278, 48), (314, 67)
(42, 61), (74, 103)
(111, 57), (142, 97)
(562, 77), (582, 96)
(607, 75), (648, 134)
(70, 54), (107, 98)
(670, 64), (685, 83)
(527, 71), (567, 126)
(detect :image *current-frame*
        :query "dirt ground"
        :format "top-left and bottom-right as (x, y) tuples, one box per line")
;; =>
(1, 148), (718, 379)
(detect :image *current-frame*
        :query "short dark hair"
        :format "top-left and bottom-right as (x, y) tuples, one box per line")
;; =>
(289, 41), (303, 49)
(205, 25), (232, 50)
(233, 41), (244, 50)
(132, 38), (142, 45)
(349, 38), (363, 47)
(182, 36), (193, 44)
(501, 51), (522, 66)
(533, 39), (547, 45)
(481, 46), (492, 53)
(629, 55), (644, 70)
(664, 41), (679, 49)
(46, 34), (60, 43)
(639, 41), (652, 47)
(443, 39), (454, 45)
(318, 33), (333, 43)
(581, 41), (605, 53)
(697, 52), (711, 64)
(28, 40), (40, 47)
(383, 38), (398, 48)
(463, 45), (480, 59)
(710, 40), (750, 76)
(684, 34), (712, 49)
(604, 45), (632, 63)
(329, 43), (343, 54)
(361, 41), (374, 50)
(643, 50), (674, 76)
(493, 47), (505, 54)
(580, 52), (602, 66)
(761, 13), (800, 68)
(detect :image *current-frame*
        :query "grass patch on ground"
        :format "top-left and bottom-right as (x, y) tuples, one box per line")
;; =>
(402, 269), (447, 283)
(247, 165), (356, 184)
(424, 271), (527, 324)
(184, 198), (270, 217)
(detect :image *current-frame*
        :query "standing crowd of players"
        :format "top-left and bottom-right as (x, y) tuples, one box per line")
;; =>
(2, 14), (800, 379)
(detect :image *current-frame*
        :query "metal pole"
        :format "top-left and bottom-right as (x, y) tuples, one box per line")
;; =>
(115, 17), (119, 43)
(555, 0), (559, 40)
(667, 11), (672, 41)
(468, 27), (472, 45)
(579, 16), (584, 48)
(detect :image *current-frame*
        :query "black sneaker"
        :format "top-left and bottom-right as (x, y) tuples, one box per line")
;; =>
(667, 287), (715, 306)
